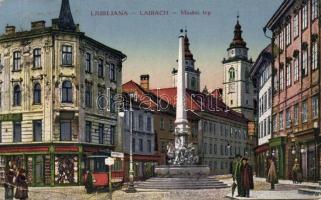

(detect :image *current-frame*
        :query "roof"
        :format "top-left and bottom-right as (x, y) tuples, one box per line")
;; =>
(250, 44), (273, 78)
(265, 0), (294, 30)
(150, 87), (248, 124)
(122, 81), (176, 115)
(211, 88), (223, 100)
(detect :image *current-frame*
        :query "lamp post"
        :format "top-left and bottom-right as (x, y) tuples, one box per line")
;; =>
(126, 93), (136, 193)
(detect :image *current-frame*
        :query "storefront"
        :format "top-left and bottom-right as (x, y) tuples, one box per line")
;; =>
(0, 143), (114, 186)
(287, 128), (320, 182)
(269, 137), (287, 179)
(255, 143), (269, 178)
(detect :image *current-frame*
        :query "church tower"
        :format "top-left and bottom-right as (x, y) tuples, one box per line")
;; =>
(222, 16), (255, 121)
(172, 30), (201, 91)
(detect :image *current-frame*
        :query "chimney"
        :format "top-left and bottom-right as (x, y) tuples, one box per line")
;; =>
(31, 20), (46, 30)
(140, 74), (150, 91)
(5, 25), (15, 35)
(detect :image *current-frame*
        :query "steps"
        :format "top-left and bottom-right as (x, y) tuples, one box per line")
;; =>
(298, 182), (321, 196)
(135, 177), (228, 190)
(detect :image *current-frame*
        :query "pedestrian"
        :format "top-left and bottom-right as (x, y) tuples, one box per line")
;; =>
(4, 162), (16, 200)
(267, 158), (277, 190)
(292, 158), (300, 184)
(14, 169), (28, 200)
(232, 155), (243, 197)
(240, 157), (254, 198)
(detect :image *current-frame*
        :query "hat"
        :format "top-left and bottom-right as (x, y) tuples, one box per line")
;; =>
(241, 157), (248, 161)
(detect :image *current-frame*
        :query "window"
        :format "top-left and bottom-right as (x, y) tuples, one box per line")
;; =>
(33, 48), (41, 68)
(147, 139), (152, 153)
(312, 0), (318, 20)
(293, 14), (299, 38)
(268, 88), (272, 108)
(312, 42), (318, 70)
(13, 51), (21, 71)
(13, 85), (21, 106)
(191, 77), (196, 89)
(109, 91), (115, 112)
(293, 56), (299, 81)
(62, 45), (72, 65)
(98, 59), (104, 78)
(273, 115), (277, 132)
(267, 117), (270, 135)
(209, 143), (213, 154)
(302, 4), (308, 30)
(98, 123), (104, 144)
(109, 64), (116, 81)
(13, 121), (21, 142)
(85, 83), (92, 107)
(286, 108), (291, 128)
(245, 82), (249, 93)
(0, 122), (2, 143)
(286, 63), (291, 87)
(60, 120), (72, 141)
(147, 117), (151, 132)
(132, 138), (136, 152)
(312, 96), (319, 119)
(302, 101), (308, 123)
(110, 125), (116, 145)
(214, 144), (217, 154)
(160, 117), (164, 129)
(229, 67), (235, 81)
(286, 23), (291, 45)
(139, 138), (143, 151)
(279, 31), (284, 50)
(279, 112), (283, 130)
(273, 74), (279, 92)
(138, 115), (143, 130)
(264, 119), (266, 136)
(263, 92), (267, 112)
(85, 53), (91, 73)
(280, 68), (284, 90)
(62, 80), (72, 103)
(33, 83), (41, 104)
(33, 120), (42, 142)
(85, 121), (92, 143)
(302, 49), (308, 77)
(294, 104), (299, 125)
(220, 144), (223, 155)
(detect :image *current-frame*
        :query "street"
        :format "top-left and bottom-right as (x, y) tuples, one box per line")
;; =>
(0, 177), (320, 200)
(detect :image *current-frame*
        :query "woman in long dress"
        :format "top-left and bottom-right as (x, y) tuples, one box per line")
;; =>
(267, 158), (277, 190)
(14, 169), (28, 200)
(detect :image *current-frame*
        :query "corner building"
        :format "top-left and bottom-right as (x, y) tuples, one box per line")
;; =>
(0, 0), (125, 186)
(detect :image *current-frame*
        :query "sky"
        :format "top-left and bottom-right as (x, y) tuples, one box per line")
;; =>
(0, 0), (283, 91)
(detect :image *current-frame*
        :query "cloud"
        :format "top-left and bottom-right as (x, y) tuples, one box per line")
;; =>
(0, 0), (4, 6)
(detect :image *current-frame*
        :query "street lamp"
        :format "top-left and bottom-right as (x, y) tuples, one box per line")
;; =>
(126, 93), (136, 193)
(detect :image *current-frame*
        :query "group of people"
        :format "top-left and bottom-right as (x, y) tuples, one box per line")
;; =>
(232, 156), (254, 198)
(4, 163), (28, 200)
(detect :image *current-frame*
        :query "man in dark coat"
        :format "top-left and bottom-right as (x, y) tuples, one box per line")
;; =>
(14, 169), (28, 200)
(232, 155), (243, 197)
(241, 157), (254, 198)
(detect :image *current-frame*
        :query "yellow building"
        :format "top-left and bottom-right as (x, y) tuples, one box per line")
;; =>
(0, 0), (125, 186)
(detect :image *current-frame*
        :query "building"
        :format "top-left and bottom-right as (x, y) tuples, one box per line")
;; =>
(172, 30), (201, 92)
(222, 16), (256, 121)
(250, 45), (273, 178)
(0, 0), (126, 186)
(121, 92), (157, 180)
(123, 75), (175, 168)
(266, 0), (320, 181)
(151, 87), (249, 175)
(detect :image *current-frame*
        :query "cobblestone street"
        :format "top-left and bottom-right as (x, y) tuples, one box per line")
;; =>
(0, 177), (320, 200)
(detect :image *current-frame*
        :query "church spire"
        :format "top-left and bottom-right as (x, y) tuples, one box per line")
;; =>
(58, 0), (76, 31)
(184, 29), (194, 60)
(229, 15), (247, 49)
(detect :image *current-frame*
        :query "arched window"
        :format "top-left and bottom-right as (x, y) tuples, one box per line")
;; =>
(13, 85), (21, 106)
(62, 80), (72, 103)
(33, 83), (41, 104)
(191, 77), (196, 89)
(229, 67), (235, 81)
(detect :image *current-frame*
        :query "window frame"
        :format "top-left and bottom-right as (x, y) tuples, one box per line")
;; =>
(62, 45), (73, 66)
(61, 80), (73, 103)
(60, 120), (72, 141)
(13, 51), (21, 71)
(33, 48), (41, 69)
(33, 83), (42, 105)
(13, 121), (22, 143)
(13, 84), (21, 106)
(85, 52), (91, 73)
(98, 59), (104, 78)
(33, 120), (42, 142)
